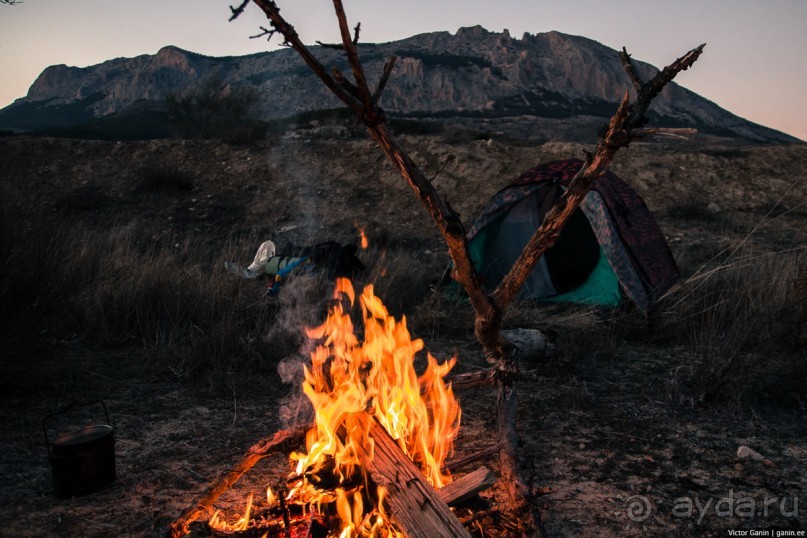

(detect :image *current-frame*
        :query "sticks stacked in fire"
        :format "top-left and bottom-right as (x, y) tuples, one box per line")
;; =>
(183, 429), (497, 538)
(170, 280), (496, 537)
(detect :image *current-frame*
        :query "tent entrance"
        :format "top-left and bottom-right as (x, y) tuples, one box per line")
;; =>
(468, 187), (621, 306)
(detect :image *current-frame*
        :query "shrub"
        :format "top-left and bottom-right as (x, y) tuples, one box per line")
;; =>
(166, 76), (267, 142)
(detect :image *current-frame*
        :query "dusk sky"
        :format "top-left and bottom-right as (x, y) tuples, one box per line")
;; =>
(1, 0), (805, 141)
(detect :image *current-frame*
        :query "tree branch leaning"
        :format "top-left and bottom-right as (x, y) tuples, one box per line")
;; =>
(231, 2), (704, 535)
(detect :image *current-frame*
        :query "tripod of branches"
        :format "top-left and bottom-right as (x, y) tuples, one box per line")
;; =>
(226, 1), (703, 535)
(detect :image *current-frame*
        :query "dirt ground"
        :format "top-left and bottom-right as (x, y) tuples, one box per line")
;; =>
(0, 133), (805, 537)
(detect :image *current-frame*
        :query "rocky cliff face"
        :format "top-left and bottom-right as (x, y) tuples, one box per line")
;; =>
(25, 46), (214, 115)
(2, 27), (798, 143)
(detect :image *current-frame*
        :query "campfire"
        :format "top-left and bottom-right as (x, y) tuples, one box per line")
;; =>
(203, 278), (464, 537)
(166, 6), (705, 535)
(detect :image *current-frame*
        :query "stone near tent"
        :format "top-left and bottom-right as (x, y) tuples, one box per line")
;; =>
(501, 328), (554, 363)
(736, 445), (777, 467)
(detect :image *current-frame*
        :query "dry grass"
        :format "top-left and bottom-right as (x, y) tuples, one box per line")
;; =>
(657, 245), (807, 411)
(0, 197), (456, 396)
(3, 180), (805, 412)
(0, 205), (278, 393)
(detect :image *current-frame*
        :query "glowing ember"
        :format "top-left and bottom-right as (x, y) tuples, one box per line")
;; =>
(209, 278), (461, 537)
(266, 486), (277, 507)
(209, 492), (254, 532)
(355, 223), (369, 250)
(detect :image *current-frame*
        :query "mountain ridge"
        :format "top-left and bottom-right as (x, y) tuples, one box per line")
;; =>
(1, 26), (798, 143)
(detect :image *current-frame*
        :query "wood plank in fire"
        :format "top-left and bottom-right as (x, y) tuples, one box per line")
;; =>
(438, 466), (496, 506)
(355, 412), (471, 538)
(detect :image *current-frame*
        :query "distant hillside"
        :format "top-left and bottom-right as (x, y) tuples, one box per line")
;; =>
(0, 26), (798, 143)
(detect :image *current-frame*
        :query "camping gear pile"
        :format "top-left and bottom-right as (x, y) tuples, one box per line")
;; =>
(225, 239), (365, 295)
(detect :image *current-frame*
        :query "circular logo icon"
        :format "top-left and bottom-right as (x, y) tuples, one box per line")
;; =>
(626, 495), (652, 522)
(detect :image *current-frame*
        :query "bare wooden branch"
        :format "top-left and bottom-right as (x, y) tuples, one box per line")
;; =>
(438, 466), (497, 506)
(493, 43), (704, 310)
(372, 56), (398, 105)
(498, 376), (544, 534)
(620, 47), (644, 92)
(367, 122), (496, 324)
(251, 0), (365, 117)
(229, 0), (250, 21)
(628, 44), (706, 129)
(168, 426), (307, 538)
(248, 0), (499, 353)
(249, 26), (276, 41)
(430, 153), (457, 182)
(332, 1), (375, 119)
(331, 68), (362, 101)
(493, 92), (628, 309)
(449, 368), (496, 390)
(443, 444), (502, 473)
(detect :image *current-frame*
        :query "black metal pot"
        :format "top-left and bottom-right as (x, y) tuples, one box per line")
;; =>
(43, 399), (116, 498)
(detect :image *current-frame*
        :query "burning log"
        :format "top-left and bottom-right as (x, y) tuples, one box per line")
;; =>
(169, 425), (494, 538)
(353, 412), (470, 538)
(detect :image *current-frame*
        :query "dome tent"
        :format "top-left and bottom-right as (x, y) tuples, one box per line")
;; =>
(464, 159), (679, 312)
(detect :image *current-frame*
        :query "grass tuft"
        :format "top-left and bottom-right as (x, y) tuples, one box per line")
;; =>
(657, 247), (807, 411)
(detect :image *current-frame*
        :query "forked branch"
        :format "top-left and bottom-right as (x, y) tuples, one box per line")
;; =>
(227, 3), (704, 536)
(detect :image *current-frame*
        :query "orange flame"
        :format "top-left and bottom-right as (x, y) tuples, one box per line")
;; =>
(294, 278), (461, 534)
(355, 222), (369, 250)
(209, 492), (254, 533)
(266, 486), (277, 507)
(209, 278), (460, 536)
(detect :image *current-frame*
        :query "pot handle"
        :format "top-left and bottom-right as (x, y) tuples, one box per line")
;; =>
(42, 399), (112, 458)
